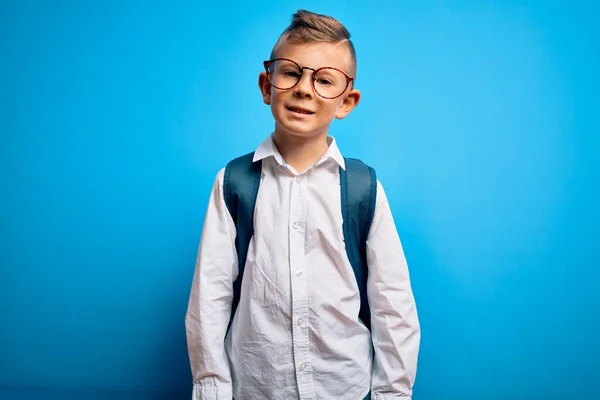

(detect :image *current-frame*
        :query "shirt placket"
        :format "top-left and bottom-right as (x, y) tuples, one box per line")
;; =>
(289, 173), (315, 400)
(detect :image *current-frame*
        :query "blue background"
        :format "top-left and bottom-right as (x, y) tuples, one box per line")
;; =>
(1, 1), (598, 399)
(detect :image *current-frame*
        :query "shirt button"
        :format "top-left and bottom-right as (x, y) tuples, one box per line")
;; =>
(292, 221), (303, 230)
(295, 176), (301, 183)
(297, 318), (304, 326)
(296, 270), (303, 277)
(299, 363), (307, 371)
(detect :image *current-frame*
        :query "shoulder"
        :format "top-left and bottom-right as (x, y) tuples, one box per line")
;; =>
(342, 157), (378, 190)
(223, 152), (260, 179)
(225, 151), (256, 168)
(208, 168), (226, 196)
(213, 151), (258, 184)
(343, 157), (388, 205)
(215, 167), (226, 182)
(343, 156), (375, 170)
(342, 157), (384, 184)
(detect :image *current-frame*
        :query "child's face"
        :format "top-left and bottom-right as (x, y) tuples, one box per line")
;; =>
(259, 41), (361, 140)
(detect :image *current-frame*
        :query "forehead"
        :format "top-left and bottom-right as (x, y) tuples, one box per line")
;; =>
(274, 41), (352, 74)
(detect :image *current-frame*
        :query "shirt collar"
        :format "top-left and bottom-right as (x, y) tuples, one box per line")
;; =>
(253, 134), (346, 170)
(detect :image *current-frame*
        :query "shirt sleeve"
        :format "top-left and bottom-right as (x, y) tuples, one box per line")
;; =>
(366, 180), (421, 400)
(185, 168), (238, 400)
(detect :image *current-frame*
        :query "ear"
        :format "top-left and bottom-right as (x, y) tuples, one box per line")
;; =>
(258, 72), (271, 105)
(335, 88), (361, 119)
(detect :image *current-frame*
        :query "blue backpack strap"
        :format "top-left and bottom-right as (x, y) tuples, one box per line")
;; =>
(223, 152), (262, 328)
(340, 158), (377, 330)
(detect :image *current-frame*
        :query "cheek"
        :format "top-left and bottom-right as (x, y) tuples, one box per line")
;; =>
(269, 92), (288, 110)
(320, 100), (343, 117)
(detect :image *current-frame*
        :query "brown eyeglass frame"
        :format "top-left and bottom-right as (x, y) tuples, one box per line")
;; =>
(263, 58), (354, 100)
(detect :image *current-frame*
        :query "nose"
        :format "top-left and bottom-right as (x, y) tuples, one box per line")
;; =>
(293, 70), (314, 98)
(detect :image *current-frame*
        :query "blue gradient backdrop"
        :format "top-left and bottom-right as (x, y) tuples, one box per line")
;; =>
(1, 1), (598, 399)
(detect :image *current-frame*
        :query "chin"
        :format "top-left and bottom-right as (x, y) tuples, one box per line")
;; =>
(277, 123), (325, 139)
(274, 117), (326, 138)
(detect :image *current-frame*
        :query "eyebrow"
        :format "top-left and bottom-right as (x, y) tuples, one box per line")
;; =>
(282, 58), (351, 75)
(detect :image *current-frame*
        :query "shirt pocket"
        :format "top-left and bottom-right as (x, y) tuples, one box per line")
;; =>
(305, 224), (345, 256)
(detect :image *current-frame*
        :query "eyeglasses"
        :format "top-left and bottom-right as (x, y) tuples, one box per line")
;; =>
(263, 58), (354, 99)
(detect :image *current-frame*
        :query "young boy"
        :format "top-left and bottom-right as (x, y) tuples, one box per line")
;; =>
(186, 9), (420, 400)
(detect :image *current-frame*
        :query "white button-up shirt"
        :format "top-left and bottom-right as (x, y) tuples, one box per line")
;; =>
(186, 135), (420, 400)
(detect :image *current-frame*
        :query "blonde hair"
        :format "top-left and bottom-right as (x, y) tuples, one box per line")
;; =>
(270, 9), (357, 77)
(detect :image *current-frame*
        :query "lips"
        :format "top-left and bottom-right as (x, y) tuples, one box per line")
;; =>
(286, 105), (315, 115)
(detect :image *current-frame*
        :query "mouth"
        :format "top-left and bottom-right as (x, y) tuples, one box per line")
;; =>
(286, 105), (315, 115)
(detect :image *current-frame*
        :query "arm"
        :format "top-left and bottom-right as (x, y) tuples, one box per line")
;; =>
(367, 180), (421, 400)
(185, 168), (237, 400)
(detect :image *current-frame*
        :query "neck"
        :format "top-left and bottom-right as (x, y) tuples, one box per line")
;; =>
(273, 130), (329, 173)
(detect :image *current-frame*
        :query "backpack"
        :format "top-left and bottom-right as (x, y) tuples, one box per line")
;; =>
(223, 152), (377, 330)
